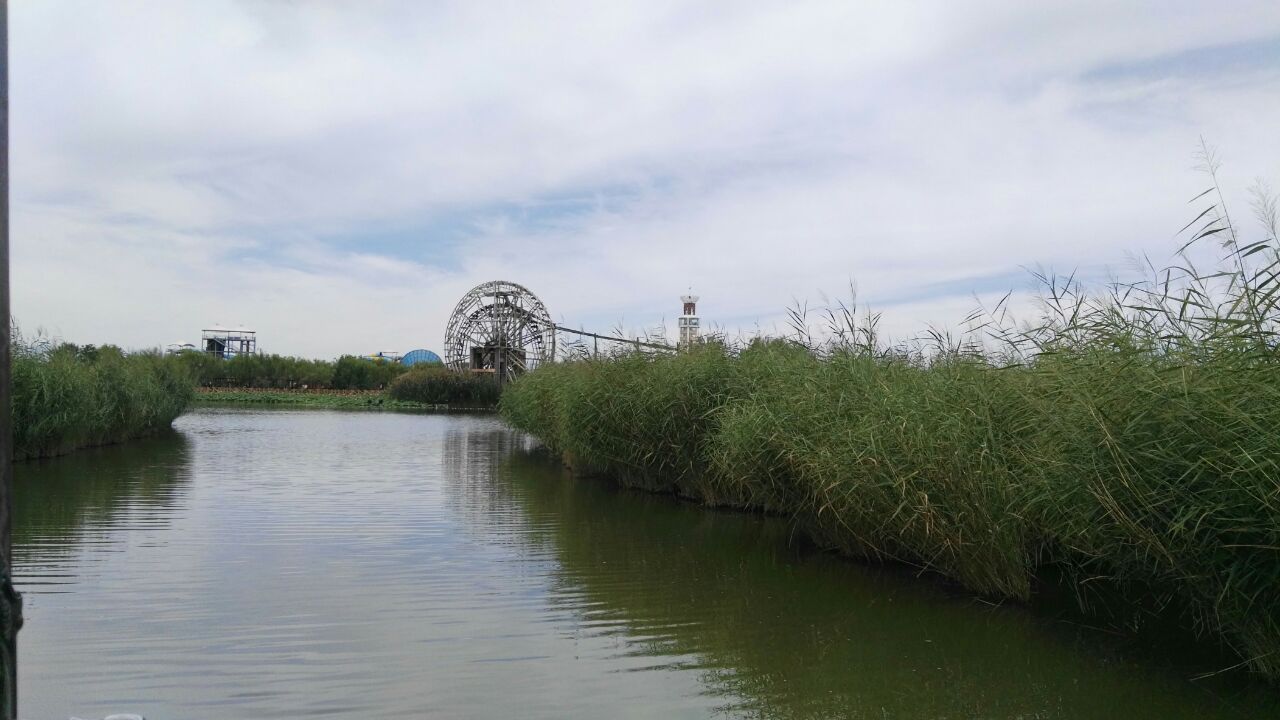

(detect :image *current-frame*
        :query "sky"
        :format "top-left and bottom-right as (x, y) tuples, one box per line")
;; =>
(11, 1), (1280, 358)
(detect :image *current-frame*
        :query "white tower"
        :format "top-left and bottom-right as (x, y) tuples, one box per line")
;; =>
(678, 294), (700, 349)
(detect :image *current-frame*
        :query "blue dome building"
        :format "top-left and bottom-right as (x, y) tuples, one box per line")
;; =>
(400, 349), (443, 367)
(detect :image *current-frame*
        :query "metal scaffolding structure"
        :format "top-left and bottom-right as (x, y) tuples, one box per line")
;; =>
(201, 325), (257, 359)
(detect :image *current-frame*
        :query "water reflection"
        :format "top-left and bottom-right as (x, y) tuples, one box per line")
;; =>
(14, 430), (192, 590)
(485, 446), (1280, 720)
(11, 410), (1278, 719)
(440, 419), (538, 537)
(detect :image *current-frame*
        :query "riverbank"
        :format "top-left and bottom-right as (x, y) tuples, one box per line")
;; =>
(13, 342), (194, 461)
(501, 302), (1280, 683)
(194, 387), (497, 411)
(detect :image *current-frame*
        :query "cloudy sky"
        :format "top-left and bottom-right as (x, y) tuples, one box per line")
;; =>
(11, 1), (1280, 357)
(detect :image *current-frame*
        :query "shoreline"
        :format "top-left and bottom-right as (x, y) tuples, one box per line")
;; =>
(193, 387), (498, 412)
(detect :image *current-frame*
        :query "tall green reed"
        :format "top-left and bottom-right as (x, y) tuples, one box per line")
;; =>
(11, 332), (196, 460)
(501, 155), (1280, 680)
(387, 365), (502, 406)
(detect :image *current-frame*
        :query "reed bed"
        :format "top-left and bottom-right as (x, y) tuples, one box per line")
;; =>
(386, 366), (502, 407)
(501, 164), (1280, 681)
(12, 338), (195, 461)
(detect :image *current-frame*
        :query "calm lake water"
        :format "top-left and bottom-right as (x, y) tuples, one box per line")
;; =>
(13, 408), (1279, 719)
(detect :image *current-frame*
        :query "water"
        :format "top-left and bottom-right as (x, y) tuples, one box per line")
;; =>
(13, 408), (1279, 719)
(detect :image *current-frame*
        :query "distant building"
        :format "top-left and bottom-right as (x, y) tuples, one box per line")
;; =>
(202, 325), (257, 359)
(678, 294), (700, 349)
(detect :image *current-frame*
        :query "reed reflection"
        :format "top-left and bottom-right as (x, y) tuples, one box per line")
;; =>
(13, 430), (192, 582)
(489, 444), (1279, 720)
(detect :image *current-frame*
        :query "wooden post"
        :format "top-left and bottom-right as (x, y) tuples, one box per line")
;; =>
(0, 1), (19, 716)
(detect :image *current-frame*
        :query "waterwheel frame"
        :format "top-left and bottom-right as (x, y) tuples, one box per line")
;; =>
(443, 280), (556, 383)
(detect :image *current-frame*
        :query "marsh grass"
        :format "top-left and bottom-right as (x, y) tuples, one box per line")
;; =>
(386, 366), (502, 407)
(12, 335), (195, 460)
(502, 156), (1280, 681)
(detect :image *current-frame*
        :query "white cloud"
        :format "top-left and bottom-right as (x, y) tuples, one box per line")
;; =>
(11, 1), (1280, 356)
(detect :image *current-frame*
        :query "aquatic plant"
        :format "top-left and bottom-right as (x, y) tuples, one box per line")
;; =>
(11, 337), (195, 460)
(501, 157), (1280, 681)
(386, 366), (502, 407)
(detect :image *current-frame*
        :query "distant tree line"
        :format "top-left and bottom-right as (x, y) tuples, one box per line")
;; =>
(174, 351), (415, 390)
